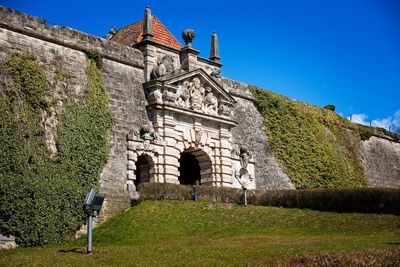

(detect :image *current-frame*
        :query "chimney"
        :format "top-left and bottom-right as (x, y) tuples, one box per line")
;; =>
(142, 5), (153, 41)
(210, 32), (220, 63)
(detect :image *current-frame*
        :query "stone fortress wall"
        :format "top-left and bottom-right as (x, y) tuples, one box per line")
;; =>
(0, 6), (399, 222)
(0, 6), (150, 219)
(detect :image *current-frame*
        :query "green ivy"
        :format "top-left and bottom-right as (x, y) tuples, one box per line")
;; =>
(251, 86), (368, 188)
(85, 50), (103, 69)
(357, 123), (399, 142)
(0, 53), (110, 246)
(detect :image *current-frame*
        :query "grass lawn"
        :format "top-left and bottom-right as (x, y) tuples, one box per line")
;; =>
(1, 200), (399, 266)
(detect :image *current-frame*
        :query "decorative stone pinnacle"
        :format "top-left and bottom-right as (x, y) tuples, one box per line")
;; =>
(143, 5), (153, 41)
(210, 31), (220, 63)
(182, 29), (195, 47)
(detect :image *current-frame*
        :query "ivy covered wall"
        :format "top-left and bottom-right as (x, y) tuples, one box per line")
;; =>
(251, 86), (369, 188)
(0, 53), (111, 246)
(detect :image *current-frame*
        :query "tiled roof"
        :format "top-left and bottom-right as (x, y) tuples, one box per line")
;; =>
(111, 16), (182, 50)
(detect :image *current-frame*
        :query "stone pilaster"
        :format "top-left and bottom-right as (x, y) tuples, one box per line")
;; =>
(219, 125), (233, 186)
(162, 112), (180, 184)
(180, 46), (200, 72)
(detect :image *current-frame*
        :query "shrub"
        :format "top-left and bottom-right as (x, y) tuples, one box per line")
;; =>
(323, 104), (335, 111)
(139, 183), (400, 215)
(254, 188), (400, 215)
(0, 53), (110, 246)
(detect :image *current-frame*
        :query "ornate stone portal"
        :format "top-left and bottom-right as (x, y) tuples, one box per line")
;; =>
(124, 8), (256, 193)
(127, 68), (256, 192)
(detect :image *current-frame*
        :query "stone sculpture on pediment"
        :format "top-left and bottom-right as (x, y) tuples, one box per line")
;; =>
(189, 77), (205, 111)
(210, 69), (221, 80)
(173, 76), (222, 116)
(175, 80), (190, 108)
(204, 89), (218, 115)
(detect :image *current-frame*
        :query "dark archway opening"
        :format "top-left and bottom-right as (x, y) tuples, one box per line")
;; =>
(135, 155), (151, 189)
(179, 152), (201, 185)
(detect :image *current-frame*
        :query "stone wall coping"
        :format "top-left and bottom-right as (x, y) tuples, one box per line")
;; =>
(221, 77), (255, 101)
(0, 6), (144, 69)
(197, 56), (223, 68)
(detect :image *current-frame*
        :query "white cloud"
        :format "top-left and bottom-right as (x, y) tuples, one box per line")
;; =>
(371, 118), (391, 130)
(392, 110), (400, 129)
(350, 114), (369, 125)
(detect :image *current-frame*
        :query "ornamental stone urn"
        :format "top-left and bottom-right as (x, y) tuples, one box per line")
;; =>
(182, 28), (195, 46)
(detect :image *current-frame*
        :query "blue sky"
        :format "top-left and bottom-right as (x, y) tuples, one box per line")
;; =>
(2, 0), (399, 131)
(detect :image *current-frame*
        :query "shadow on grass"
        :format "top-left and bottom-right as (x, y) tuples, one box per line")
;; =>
(58, 248), (86, 254)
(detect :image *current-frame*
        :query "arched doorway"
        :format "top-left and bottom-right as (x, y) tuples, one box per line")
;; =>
(178, 148), (212, 185)
(134, 154), (154, 189)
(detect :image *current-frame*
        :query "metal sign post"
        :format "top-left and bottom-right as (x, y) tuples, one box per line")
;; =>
(87, 213), (93, 255)
(83, 189), (104, 256)
(243, 188), (248, 207)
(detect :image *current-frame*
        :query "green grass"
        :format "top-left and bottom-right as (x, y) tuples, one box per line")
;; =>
(1, 200), (399, 266)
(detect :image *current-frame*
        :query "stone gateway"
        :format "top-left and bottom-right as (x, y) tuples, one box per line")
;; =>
(115, 6), (270, 196)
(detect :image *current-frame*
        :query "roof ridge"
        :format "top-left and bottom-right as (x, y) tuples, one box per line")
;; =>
(110, 15), (182, 49)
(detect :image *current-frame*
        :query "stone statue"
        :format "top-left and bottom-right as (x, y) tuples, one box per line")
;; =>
(140, 124), (153, 141)
(204, 90), (218, 114)
(150, 55), (174, 79)
(210, 69), (221, 79)
(239, 146), (250, 169)
(235, 168), (252, 190)
(189, 77), (205, 111)
(175, 80), (190, 108)
(173, 76), (223, 116)
(218, 104), (232, 117)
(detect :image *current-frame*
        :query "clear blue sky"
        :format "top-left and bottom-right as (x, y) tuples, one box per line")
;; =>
(2, 0), (399, 131)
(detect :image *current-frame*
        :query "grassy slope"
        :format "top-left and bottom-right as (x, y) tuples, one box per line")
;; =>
(1, 200), (399, 266)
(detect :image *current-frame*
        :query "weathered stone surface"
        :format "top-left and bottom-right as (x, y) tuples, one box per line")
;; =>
(222, 77), (295, 189)
(0, 7), (144, 69)
(0, 233), (16, 250)
(99, 59), (149, 211)
(361, 136), (400, 187)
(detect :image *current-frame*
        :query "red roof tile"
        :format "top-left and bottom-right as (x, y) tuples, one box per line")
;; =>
(111, 16), (182, 50)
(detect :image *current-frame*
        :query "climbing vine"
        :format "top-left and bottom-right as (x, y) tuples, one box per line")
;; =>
(0, 52), (110, 246)
(251, 86), (368, 188)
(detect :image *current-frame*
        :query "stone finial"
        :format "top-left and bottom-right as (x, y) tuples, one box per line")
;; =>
(210, 32), (220, 63)
(182, 29), (195, 47)
(142, 5), (153, 41)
